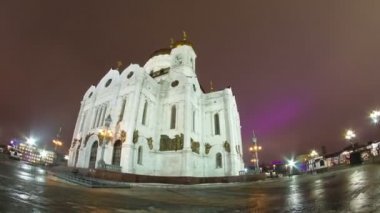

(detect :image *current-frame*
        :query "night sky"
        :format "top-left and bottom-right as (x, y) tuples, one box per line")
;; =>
(1, 1), (380, 163)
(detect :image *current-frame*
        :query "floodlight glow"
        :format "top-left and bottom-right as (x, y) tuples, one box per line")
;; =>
(26, 137), (36, 145)
(345, 129), (356, 140)
(288, 159), (296, 167)
(40, 150), (47, 158)
(370, 110), (380, 124)
(310, 150), (319, 157)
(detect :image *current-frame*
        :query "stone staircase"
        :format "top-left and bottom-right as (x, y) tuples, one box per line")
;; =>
(54, 172), (130, 188)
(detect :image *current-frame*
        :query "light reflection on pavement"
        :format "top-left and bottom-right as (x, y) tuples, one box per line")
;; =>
(348, 169), (372, 212)
(1, 157), (380, 212)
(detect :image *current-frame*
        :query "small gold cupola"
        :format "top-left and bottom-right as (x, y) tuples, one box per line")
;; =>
(172, 31), (193, 48)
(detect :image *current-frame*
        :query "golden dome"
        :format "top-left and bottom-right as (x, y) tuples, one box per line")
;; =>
(148, 32), (193, 59)
(172, 31), (193, 48)
(149, 48), (172, 58)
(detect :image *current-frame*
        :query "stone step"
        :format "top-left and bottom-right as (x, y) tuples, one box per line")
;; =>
(55, 173), (130, 188)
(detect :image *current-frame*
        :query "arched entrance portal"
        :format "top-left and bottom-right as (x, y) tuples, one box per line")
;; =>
(89, 141), (98, 169)
(112, 140), (122, 165)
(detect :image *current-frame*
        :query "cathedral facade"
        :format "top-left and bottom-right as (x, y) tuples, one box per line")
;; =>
(68, 35), (244, 177)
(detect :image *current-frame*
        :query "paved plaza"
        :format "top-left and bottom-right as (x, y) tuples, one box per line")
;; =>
(0, 156), (379, 212)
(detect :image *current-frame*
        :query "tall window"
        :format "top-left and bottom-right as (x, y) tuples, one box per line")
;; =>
(192, 110), (196, 132)
(216, 153), (222, 168)
(214, 113), (220, 135)
(96, 107), (103, 127)
(112, 140), (122, 165)
(170, 105), (176, 129)
(119, 99), (127, 121)
(137, 146), (143, 165)
(142, 101), (148, 125)
(80, 111), (87, 132)
(92, 108), (99, 128)
(100, 105), (107, 126)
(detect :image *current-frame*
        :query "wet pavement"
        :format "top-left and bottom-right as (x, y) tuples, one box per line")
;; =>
(1, 155), (380, 212)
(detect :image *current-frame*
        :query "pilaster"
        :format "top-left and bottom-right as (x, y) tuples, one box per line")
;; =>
(223, 90), (238, 175)
(121, 73), (144, 173)
(181, 82), (193, 176)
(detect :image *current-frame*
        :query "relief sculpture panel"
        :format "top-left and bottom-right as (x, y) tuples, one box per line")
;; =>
(191, 138), (200, 154)
(147, 137), (153, 150)
(205, 143), (212, 155)
(224, 141), (231, 153)
(159, 134), (184, 151)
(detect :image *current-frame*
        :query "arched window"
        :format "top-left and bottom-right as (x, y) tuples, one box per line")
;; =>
(137, 146), (143, 165)
(216, 153), (222, 168)
(142, 101), (148, 125)
(89, 141), (98, 169)
(170, 105), (176, 129)
(112, 140), (122, 165)
(214, 113), (220, 135)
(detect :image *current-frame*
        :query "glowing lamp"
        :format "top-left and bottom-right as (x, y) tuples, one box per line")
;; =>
(288, 159), (296, 167)
(345, 129), (356, 140)
(26, 137), (36, 145)
(370, 110), (380, 124)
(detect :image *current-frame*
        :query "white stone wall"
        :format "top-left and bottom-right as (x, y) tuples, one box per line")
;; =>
(68, 44), (245, 177)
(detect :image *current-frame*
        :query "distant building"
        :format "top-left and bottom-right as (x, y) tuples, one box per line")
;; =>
(19, 143), (40, 163)
(16, 143), (56, 165)
(307, 156), (327, 172)
(68, 34), (245, 177)
(310, 141), (380, 170)
(40, 150), (57, 165)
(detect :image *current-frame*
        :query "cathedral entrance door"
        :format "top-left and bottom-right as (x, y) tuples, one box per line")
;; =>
(89, 141), (98, 169)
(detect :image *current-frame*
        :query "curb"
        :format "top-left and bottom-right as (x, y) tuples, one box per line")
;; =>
(48, 171), (265, 189)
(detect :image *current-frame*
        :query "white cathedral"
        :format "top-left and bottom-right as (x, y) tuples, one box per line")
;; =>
(68, 34), (245, 177)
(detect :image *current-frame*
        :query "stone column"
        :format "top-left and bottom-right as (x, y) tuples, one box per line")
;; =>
(223, 89), (238, 175)
(181, 82), (192, 176)
(121, 73), (144, 173)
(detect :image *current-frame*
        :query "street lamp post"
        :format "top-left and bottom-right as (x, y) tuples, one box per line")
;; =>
(251, 131), (262, 172)
(369, 110), (380, 155)
(97, 115), (113, 169)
